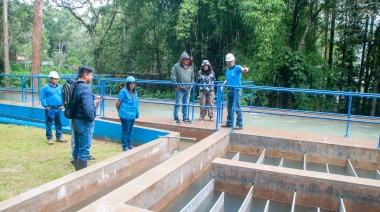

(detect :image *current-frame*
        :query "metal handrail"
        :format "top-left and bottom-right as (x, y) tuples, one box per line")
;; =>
(1, 74), (379, 137)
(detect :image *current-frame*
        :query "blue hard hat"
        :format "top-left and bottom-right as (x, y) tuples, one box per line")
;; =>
(126, 76), (136, 83)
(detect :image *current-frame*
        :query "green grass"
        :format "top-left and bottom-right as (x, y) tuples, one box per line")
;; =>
(0, 123), (121, 201)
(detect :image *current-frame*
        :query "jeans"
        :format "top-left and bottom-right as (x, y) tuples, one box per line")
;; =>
(120, 118), (135, 149)
(174, 89), (191, 120)
(226, 90), (243, 127)
(45, 108), (63, 140)
(199, 92), (214, 118)
(72, 119), (94, 161)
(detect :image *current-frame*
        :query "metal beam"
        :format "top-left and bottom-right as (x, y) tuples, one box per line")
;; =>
(303, 153), (307, 170)
(210, 192), (224, 212)
(238, 186), (254, 212)
(264, 200), (270, 212)
(256, 148), (266, 164)
(180, 179), (215, 212)
(291, 191), (297, 212)
(232, 152), (240, 161)
(346, 158), (358, 177)
(279, 158), (284, 167)
(339, 197), (346, 212)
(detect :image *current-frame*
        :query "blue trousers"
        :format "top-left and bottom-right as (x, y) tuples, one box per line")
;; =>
(120, 118), (135, 150)
(174, 89), (191, 120)
(45, 108), (63, 140)
(226, 90), (243, 127)
(72, 119), (94, 161)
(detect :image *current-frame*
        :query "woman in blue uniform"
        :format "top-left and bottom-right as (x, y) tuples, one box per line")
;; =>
(115, 76), (140, 151)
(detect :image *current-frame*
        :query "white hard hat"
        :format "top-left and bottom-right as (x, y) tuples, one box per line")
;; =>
(48, 71), (60, 79)
(225, 53), (235, 62)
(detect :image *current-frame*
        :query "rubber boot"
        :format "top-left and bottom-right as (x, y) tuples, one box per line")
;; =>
(77, 159), (88, 171)
(73, 156), (78, 171)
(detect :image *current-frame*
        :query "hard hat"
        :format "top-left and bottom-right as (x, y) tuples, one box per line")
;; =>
(126, 76), (136, 83)
(48, 71), (60, 79)
(225, 53), (235, 62)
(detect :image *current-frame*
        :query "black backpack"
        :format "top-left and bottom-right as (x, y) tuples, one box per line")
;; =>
(62, 79), (78, 119)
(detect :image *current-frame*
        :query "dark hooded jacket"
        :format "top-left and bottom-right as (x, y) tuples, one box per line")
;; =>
(73, 81), (96, 122)
(196, 60), (215, 92)
(171, 52), (194, 91)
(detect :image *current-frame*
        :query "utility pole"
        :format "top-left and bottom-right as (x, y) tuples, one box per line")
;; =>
(31, 0), (43, 82)
(3, 0), (10, 75)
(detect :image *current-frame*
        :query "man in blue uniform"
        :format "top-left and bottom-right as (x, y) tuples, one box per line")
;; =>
(40, 71), (67, 145)
(221, 53), (250, 129)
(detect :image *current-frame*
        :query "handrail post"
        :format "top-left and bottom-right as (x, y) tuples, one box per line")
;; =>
(345, 95), (353, 137)
(31, 76), (35, 107)
(191, 83), (195, 121)
(21, 76), (26, 103)
(215, 85), (221, 130)
(231, 87), (236, 132)
(37, 77), (41, 105)
(100, 79), (105, 117)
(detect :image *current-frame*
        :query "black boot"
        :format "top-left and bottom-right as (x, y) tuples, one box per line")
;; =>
(77, 159), (88, 171)
(73, 156), (78, 171)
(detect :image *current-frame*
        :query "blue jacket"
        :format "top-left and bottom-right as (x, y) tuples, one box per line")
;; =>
(40, 83), (62, 108)
(118, 88), (139, 120)
(73, 81), (96, 122)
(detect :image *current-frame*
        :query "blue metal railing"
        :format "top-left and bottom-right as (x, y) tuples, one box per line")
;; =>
(1, 74), (379, 137)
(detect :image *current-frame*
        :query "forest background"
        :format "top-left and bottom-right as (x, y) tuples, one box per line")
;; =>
(0, 0), (379, 116)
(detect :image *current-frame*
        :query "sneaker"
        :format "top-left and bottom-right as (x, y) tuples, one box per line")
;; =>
(182, 119), (192, 123)
(210, 117), (213, 122)
(47, 139), (53, 145)
(56, 138), (67, 143)
(88, 155), (97, 161)
(123, 148), (128, 152)
(128, 146), (134, 150)
(173, 118), (180, 124)
(199, 117), (204, 121)
(234, 126), (243, 130)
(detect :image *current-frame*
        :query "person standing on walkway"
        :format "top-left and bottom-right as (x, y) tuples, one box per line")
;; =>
(221, 53), (249, 129)
(115, 76), (139, 151)
(71, 65), (101, 171)
(196, 60), (215, 121)
(171, 52), (194, 124)
(40, 71), (67, 145)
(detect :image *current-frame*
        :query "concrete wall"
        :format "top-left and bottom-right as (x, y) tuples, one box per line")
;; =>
(80, 129), (231, 212)
(230, 133), (380, 170)
(212, 158), (380, 212)
(0, 132), (179, 212)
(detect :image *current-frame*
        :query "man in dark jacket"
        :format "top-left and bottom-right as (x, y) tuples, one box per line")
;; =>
(71, 65), (101, 171)
(171, 52), (194, 124)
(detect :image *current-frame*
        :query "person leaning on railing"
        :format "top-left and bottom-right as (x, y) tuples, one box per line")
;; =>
(220, 53), (250, 130)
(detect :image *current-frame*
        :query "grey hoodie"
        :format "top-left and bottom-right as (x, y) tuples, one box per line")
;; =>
(171, 52), (194, 91)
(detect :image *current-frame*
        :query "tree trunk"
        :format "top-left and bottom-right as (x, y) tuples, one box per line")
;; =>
(362, 15), (374, 112)
(358, 15), (369, 92)
(3, 0), (10, 75)
(327, 0), (336, 89)
(298, 0), (315, 50)
(290, 0), (300, 50)
(32, 0), (43, 84)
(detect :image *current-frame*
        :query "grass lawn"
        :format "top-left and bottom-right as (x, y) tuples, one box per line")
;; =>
(0, 123), (122, 202)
